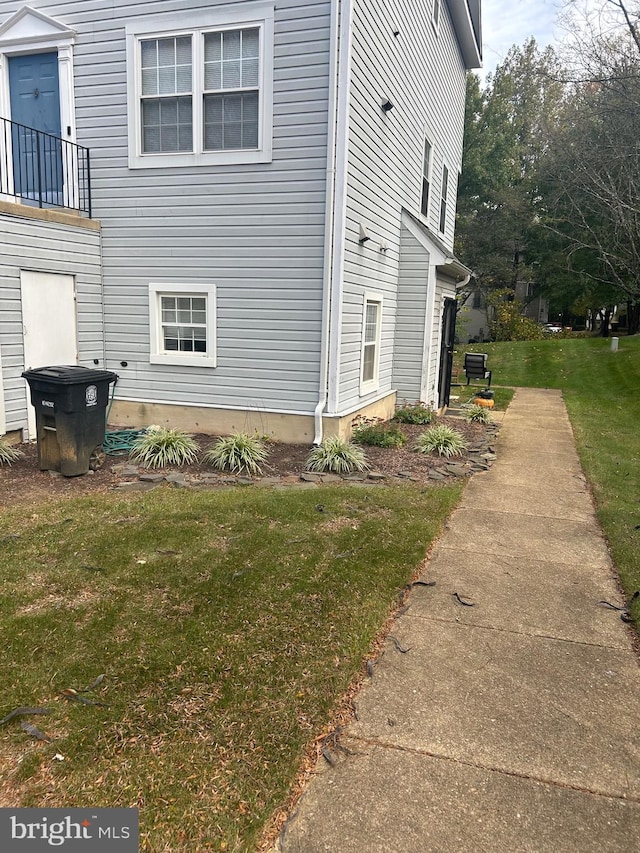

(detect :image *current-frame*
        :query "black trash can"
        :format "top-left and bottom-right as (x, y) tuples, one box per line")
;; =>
(22, 365), (118, 477)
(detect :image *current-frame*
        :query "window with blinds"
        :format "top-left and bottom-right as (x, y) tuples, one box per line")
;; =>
(204, 29), (259, 151)
(439, 164), (449, 233)
(421, 139), (432, 217)
(127, 7), (274, 167)
(141, 37), (193, 153)
(149, 283), (217, 367)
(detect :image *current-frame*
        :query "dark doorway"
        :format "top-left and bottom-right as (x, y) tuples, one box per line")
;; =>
(438, 297), (457, 408)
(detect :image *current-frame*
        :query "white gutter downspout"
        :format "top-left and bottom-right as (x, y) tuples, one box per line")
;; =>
(314, 0), (353, 444)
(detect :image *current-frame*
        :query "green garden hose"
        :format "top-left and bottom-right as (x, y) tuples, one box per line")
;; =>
(103, 375), (148, 456)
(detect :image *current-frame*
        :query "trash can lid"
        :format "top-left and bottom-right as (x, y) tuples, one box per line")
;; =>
(22, 365), (119, 385)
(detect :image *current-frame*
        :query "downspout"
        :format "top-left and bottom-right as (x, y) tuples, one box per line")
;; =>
(314, 0), (353, 444)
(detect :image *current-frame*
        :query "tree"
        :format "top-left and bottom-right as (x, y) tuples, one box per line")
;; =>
(543, 0), (640, 332)
(456, 40), (568, 320)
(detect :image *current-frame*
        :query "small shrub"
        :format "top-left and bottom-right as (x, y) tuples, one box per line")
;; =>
(203, 433), (269, 476)
(305, 436), (369, 474)
(393, 403), (435, 425)
(352, 416), (406, 448)
(130, 427), (200, 469)
(414, 425), (467, 458)
(464, 404), (493, 424)
(0, 437), (24, 466)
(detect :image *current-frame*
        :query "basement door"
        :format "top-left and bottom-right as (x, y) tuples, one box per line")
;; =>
(21, 270), (77, 438)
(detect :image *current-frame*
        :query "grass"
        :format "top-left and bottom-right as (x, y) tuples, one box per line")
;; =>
(0, 483), (462, 851)
(458, 336), (640, 621)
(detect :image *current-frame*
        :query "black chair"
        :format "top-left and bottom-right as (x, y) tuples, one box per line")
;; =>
(464, 353), (492, 388)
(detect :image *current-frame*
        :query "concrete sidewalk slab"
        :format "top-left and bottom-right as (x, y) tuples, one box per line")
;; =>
(349, 621), (640, 798)
(442, 509), (612, 568)
(459, 479), (596, 521)
(280, 746), (640, 853)
(277, 388), (640, 852)
(408, 551), (627, 647)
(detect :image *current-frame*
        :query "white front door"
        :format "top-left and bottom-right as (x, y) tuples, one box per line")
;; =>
(21, 270), (77, 438)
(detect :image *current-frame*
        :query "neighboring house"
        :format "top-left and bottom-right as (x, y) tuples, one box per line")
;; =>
(0, 0), (481, 445)
(462, 282), (549, 343)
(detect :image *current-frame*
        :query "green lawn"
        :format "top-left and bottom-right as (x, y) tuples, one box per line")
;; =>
(458, 337), (640, 620)
(0, 483), (461, 852)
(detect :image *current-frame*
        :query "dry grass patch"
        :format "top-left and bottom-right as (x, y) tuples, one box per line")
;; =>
(0, 483), (462, 851)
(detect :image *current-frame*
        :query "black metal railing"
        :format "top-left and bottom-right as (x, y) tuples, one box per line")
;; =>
(0, 116), (91, 217)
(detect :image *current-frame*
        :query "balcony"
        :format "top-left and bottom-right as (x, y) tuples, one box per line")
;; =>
(0, 116), (91, 217)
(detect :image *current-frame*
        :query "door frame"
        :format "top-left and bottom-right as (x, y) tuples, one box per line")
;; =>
(0, 6), (76, 150)
(21, 269), (78, 438)
(437, 296), (457, 408)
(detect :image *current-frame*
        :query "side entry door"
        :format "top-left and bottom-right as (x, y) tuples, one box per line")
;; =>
(9, 52), (62, 202)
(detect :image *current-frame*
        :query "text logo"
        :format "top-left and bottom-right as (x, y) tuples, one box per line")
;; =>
(1, 809), (138, 851)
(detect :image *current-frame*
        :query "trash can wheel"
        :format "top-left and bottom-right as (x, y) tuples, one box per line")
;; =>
(89, 445), (106, 471)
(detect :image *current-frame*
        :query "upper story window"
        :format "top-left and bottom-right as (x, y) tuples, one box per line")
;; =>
(126, 3), (274, 168)
(432, 0), (442, 32)
(439, 164), (449, 233)
(421, 139), (432, 217)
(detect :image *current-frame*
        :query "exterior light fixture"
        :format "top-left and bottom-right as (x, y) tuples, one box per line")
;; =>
(381, 99), (394, 113)
(359, 224), (371, 244)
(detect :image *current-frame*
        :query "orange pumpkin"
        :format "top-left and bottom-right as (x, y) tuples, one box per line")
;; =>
(473, 396), (495, 408)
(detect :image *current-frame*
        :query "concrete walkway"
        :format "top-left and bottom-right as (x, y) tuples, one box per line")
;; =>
(277, 388), (640, 853)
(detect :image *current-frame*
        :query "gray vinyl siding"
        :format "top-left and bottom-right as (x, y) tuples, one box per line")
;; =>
(0, 0), (333, 414)
(0, 213), (102, 431)
(338, 0), (467, 413)
(392, 226), (430, 403)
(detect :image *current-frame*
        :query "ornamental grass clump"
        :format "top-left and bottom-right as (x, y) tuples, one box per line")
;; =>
(203, 433), (269, 476)
(0, 437), (23, 466)
(414, 425), (467, 458)
(305, 436), (370, 474)
(393, 403), (435, 425)
(464, 404), (493, 424)
(130, 427), (200, 469)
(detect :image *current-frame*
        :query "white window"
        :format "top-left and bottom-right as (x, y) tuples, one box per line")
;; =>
(432, 0), (442, 32)
(360, 294), (383, 395)
(439, 164), (449, 233)
(421, 139), (432, 217)
(149, 283), (216, 367)
(126, 3), (274, 168)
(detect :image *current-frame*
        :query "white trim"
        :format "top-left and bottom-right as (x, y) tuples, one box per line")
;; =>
(314, 0), (343, 444)
(327, 0), (354, 415)
(149, 282), (217, 368)
(126, 2), (274, 169)
(0, 6), (76, 143)
(359, 292), (383, 396)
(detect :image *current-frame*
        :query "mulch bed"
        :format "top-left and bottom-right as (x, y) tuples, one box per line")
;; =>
(0, 416), (498, 507)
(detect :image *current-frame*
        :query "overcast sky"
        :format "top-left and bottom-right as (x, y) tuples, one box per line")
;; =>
(481, 0), (564, 76)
